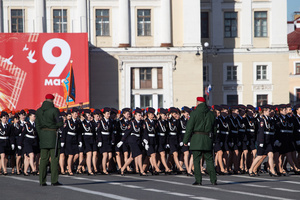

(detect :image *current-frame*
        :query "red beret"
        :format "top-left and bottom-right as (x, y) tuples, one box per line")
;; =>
(45, 94), (55, 100)
(196, 97), (206, 102)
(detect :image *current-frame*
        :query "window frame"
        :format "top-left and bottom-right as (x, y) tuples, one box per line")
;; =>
(226, 65), (237, 81)
(295, 63), (300, 75)
(53, 9), (68, 33)
(201, 12), (209, 38)
(224, 12), (238, 38)
(254, 11), (268, 37)
(95, 9), (110, 36)
(256, 65), (268, 80)
(11, 9), (24, 33)
(256, 94), (268, 106)
(137, 9), (151, 36)
(253, 62), (272, 85)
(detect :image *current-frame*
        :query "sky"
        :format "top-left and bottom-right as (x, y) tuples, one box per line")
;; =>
(287, 0), (300, 21)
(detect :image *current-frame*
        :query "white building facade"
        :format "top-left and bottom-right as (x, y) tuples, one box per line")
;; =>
(0, 0), (290, 109)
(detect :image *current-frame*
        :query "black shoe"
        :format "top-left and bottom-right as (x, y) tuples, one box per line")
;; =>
(24, 173), (29, 176)
(212, 182), (218, 185)
(192, 182), (202, 186)
(51, 182), (63, 186)
(269, 171), (279, 177)
(3, 172), (8, 176)
(249, 172), (256, 177)
(40, 183), (47, 186)
(140, 173), (148, 176)
(187, 173), (194, 177)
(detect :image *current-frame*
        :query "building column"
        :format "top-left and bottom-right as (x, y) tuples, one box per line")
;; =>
(160, 0), (172, 47)
(119, 0), (130, 47)
(77, 0), (87, 32)
(35, 0), (45, 32)
(183, 0), (201, 46)
(270, 0), (287, 48)
(240, 0), (252, 48)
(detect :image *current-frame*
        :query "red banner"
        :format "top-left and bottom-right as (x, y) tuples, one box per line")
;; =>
(0, 33), (89, 110)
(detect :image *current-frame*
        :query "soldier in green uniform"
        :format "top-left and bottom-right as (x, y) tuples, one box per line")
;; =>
(183, 97), (217, 185)
(36, 94), (63, 186)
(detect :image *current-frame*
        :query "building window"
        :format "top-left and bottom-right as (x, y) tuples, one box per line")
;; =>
(296, 63), (300, 75)
(158, 95), (163, 108)
(157, 68), (163, 89)
(201, 12), (209, 38)
(224, 12), (237, 38)
(256, 65), (267, 80)
(137, 9), (151, 36)
(96, 9), (109, 36)
(53, 9), (67, 33)
(11, 9), (24, 33)
(227, 95), (238, 106)
(257, 95), (268, 106)
(140, 95), (152, 108)
(203, 65), (209, 82)
(140, 68), (152, 89)
(254, 11), (267, 37)
(227, 66), (237, 81)
(296, 89), (300, 102)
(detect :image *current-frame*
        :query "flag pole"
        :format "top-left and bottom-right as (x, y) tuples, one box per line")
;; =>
(67, 59), (73, 110)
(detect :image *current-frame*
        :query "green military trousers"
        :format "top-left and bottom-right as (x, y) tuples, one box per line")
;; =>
(192, 150), (217, 184)
(39, 148), (59, 185)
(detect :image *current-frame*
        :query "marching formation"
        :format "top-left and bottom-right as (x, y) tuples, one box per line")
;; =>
(0, 102), (300, 180)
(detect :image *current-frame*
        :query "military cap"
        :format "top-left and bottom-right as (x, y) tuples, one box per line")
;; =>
(181, 106), (192, 113)
(71, 107), (79, 113)
(101, 107), (111, 113)
(133, 107), (142, 114)
(0, 111), (8, 118)
(146, 107), (155, 114)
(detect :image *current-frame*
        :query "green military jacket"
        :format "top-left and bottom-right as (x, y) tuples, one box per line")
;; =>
(183, 103), (215, 151)
(35, 100), (63, 149)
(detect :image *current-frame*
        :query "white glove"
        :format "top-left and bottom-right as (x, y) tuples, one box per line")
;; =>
(18, 146), (22, 150)
(78, 142), (82, 148)
(11, 144), (15, 150)
(220, 142), (223, 147)
(117, 141), (123, 148)
(180, 142), (183, 147)
(246, 141), (249, 146)
(143, 139), (148, 145)
(259, 143), (264, 148)
(61, 142), (65, 147)
(145, 144), (149, 151)
(188, 142), (190, 146)
(165, 144), (170, 149)
(296, 140), (300, 145)
(274, 140), (280, 147)
(97, 142), (102, 147)
(237, 142), (241, 147)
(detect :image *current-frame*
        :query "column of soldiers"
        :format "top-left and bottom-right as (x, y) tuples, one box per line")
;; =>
(0, 103), (300, 177)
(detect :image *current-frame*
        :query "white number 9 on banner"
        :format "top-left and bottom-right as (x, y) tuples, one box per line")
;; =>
(42, 38), (71, 77)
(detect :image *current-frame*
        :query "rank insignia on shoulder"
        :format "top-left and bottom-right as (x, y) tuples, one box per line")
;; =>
(260, 122), (264, 127)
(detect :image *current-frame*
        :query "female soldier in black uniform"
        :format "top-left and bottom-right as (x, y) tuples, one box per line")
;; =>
(58, 111), (67, 175)
(97, 107), (115, 175)
(228, 106), (240, 174)
(167, 107), (185, 173)
(293, 104), (300, 168)
(10, 114), (20, 174)
(248, 105), (278, 177)
(62, 108), (81, 176)
(117, 108), (132, 173)
(237, 106), (248, 174)
(81, 109), (97, 175)
(156, 108), (172, 174)
(91, 109), (101, 174)
(0, 112), (12, 175)
(19, 110), (39, 176)
(143, 107), (160, 175)
(245, 105), (257, 171)
(15, 110), (27, 175)
(179, 106), (193, 176)
(117, 108), (147, 176)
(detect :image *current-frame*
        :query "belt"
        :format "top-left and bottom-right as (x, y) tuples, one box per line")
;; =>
(239, 129), (245, 132)
(216, 130), (220, 133)
(247, 129), (255, 132)
(181, 130), (186, 134)
(67, 132), (76, 136)
(264, 131), (275, 135)
(158, 133), (165, 136)
(42, 128), (57, 131)
(131, 133), (140, 137)
(25, 134), (36, 139)
(101, 132), (110, 135)
(231, 130), (238, 134)
(169, 132), (177, 136)
(148, 134), (155, 137)
(221, 131), (229, 135)
(280, 130), (293, 134)
(82, 132), (93, 136)
(122, 132), (125, 136)
(194, 132), (209, 136)
(0, 136), (9, 140)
